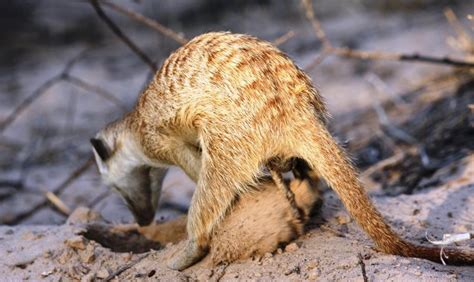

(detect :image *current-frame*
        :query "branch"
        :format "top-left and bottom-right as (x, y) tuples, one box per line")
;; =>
(301, 0), (331, 49)
(0, 76), (62, 133)
(273, 30), (296, 47)
(301, 0), (474, 70)
(3, 157), (94, 225)
(63, 74), (127, 111)
(99, 0), (188, 45)
(89, 0), (157, 72)
(357, 253), (369, 282)
(0, 51), (127, 133)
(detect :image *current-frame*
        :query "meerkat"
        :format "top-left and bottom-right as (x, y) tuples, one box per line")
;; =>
(136, 160), (320, 266)
(91, 32), (474, 270)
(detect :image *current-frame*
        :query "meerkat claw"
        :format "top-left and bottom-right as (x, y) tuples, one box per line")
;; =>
(167, 239), (207, 271)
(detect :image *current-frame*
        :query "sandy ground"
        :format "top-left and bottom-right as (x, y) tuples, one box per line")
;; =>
(1, 154), (473, 281)
(1, 0), (474, 280)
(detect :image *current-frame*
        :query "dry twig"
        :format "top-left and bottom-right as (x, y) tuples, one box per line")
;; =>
(357, 253), (369, 282)
(63, 74), (127, 111)
(273, 30), (297, 46)
(301, 0), (474, 70)
(99, 0), (188, 45)
(89, 0), (157, 71)
(3, 157), (94, 225)
(45, 191), (71, 216)
(0, 77), (62, 133)
(0, 51), (126, 134)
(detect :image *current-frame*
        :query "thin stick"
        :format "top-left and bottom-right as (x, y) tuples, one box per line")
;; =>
(99, 0), (188, 45)
(45, 191), (71, 216)
(88, 189), (111, 208)
(89, 0), (157, 72)
(300, 0), (474, 69)
(0, 76), (62, 133)
(0, 49), (101, 133)
(357, 253), (369, 282)
(63, 74), (127, 111)
(301, 0), (331, 49)
(273, 30), (296, 46)
(3, 157), (94, 225)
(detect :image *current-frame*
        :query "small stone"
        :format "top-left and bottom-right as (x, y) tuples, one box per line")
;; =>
(22, 231), (41, 241)
(122, 252), (132, 262)
(254, 272), (262, 278)
(67, 207), (102, 225)
(306, 260), (319, 270)
(336, 214), (351, 224)
(196, 269), (213, 281)
(96, 268), (109, 279)
(285, 242), (300, 252)
(80, 272), (95, 282)
(41, 268), (55, 277)
(80, 245), (96, 264)
(277, 248), (283, 254)
(57, 249), (74, 264)
(263, 252), (273, 259)
(308, 269), (321, 280)
(65, 236), (87, 250)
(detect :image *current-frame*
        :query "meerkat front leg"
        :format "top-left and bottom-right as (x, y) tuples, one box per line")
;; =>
(167, 142), (244, 270)
(172, 143), (202, 182)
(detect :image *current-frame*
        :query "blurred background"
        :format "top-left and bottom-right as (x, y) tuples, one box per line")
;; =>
(0, 0), (472, 226)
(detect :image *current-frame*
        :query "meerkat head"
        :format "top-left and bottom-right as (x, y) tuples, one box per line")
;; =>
(90, 125), (159, 226)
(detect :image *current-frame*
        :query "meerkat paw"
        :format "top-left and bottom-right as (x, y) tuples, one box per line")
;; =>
(167, 239), (207, 270)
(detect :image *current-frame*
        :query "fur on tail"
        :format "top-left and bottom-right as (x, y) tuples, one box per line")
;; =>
(296, 121), (474, 265)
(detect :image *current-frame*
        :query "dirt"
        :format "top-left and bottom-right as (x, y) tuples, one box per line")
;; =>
(1, 0), (474, 280)
(1, 153), (473, 280)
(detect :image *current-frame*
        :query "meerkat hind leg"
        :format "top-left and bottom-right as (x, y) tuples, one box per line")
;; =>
(269, 168), (303, 221)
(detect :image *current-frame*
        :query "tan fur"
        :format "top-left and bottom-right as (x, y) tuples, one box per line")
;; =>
(138, 176), (320, 266)
(93, 32), (474, 269)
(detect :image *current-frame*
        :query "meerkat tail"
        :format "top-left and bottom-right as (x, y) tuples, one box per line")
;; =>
(298, 121), (474, 265)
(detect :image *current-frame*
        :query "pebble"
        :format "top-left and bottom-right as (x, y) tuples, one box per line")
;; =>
(65, 236), (87, 250)
(308, 269), (321, 280)
(196, 269), (213, 281)
(96, 268), (110, 279)
(306, 260), (319, 270)
(336, 214), (351, 224)
(80, 245), (96, 264)
(21, 231), (41, 241)
(285, 242), (300, 252)
(67, 207), (102, 225)
(263, 252), (273, 259)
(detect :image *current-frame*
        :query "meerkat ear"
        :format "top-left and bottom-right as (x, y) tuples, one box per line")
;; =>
(90, 138), (110, 174)
(90, 138), (110, 161)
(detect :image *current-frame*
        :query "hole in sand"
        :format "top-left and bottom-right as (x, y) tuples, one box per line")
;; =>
(82, 223), (161, 253)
